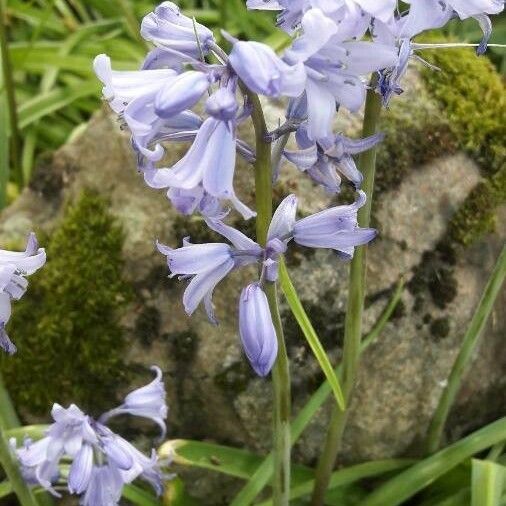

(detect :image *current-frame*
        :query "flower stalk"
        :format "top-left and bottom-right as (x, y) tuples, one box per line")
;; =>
(248, 89), (291, 505)
(310, 86), (383, 506)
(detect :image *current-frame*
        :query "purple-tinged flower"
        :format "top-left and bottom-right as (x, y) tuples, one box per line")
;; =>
(14, 368), (168, 504)
(239, 283), (278, 377)
(93, 54), (177, 114)
(293, 190), (376, 258)
(99, 366), (168, 438)
(227, 36), (306, 98)
(283, 9), (398, 139)
(167, 186), (224, 218)
(140, 2), (215, 58)
(284, 125), (384, 190)
(157, 222), (262, 323)
(140, 117), (255, 220)
(155, 71), (212, 118)
(0, 233), (46, 354)
(206, 86), (239, 121)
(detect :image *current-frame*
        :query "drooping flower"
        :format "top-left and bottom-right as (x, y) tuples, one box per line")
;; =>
(283, 8), (398, 139)
(292, 190), (376, 258)
(284, 125), (384, 190)
(0, 233), (46, 354)
(99, 366), (168, 438)
(140, 1), (215, 58)
(14, 368), (168, 504)
(157, 224), (262, 323)
(227, 36), (306, 98)
(239, 283), (278, 376)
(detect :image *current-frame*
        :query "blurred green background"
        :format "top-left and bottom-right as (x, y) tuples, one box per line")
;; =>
(0, 0), (504, 209)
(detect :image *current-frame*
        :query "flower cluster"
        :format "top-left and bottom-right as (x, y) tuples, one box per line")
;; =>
(94, 1), (503, 377)
(13, 367), (168, 505)
(0, 233), (46, 354)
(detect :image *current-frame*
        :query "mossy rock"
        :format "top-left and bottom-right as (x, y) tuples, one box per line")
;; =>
(1, 191), (131, 416)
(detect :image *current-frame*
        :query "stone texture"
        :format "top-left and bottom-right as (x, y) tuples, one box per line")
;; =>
(0, 66), (504, 504)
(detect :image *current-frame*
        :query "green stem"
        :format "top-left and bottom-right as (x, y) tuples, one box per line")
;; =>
(0, 375), (40, 506)
(0, 428), (40, 506)
(310, 87), (382, 506)
(0, 0), (22, 188)
(424, 245), (506, 454)
(248, 90), (291, 505)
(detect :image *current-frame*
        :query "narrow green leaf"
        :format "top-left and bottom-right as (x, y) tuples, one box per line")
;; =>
(361, 417), (506, 506)
(163, 477), (200, 506)
(472, 459), (505, 506)
(0, 480), (13, 499)
(279, 259), (345, 410)
(425, 246), (506, 453)
(256, 459), (415, 506)
(18, 81), (99, 128)
(159, 439), (312, 483)
(230, 279), (404, 506)
(122, 483), (160, 506)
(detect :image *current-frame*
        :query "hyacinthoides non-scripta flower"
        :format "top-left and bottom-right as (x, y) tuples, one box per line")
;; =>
(88, 1), (505, 505)
(0, 233), (46, 355)
(12, 367), (168, 505)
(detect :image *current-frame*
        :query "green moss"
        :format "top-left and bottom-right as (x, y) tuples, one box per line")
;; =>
(1, 191), (131, 415)
(421, 43), (506, 246)
(375, 103), (457, 195)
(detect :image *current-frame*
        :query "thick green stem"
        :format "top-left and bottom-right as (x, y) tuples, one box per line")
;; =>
(425, 246), (506, 454)
(310, 87), (382, 506)
(247, 91), (291, 505)
(0, 0), (22, 188)
(0, 372), (20, 429)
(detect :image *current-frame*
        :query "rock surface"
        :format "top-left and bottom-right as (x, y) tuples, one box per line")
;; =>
(0, 67), (504, 503)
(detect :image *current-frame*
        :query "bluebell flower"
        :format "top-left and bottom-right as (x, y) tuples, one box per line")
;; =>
(140, 116), (256, 220)
(140, 1), (215, 58)
(227, 35), (306, 98)
(14, 368), (168, 504)
(99, 366), (168, 438)
(0, 233), (46, 354)
(284, 125), (384, 191)
(157, 222), (262, 323)
(239, 283), (278, 376)
(292, 190), (376, 258)
(283, 8), (398, 139)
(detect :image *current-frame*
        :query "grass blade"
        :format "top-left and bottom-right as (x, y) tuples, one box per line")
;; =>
(361, 417), (506, 506)
(18, 81), (99, 128)
(256, 459), (415, 506)
(230, 279), (404, 505)
(0, 480), (13, 499)
(279, 259), (345, 411)
(425, 246), (506, 453)
(472, 459), (505, 506)
(122, 484), (160, 506)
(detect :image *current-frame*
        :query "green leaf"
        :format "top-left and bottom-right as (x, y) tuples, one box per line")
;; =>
(122, 483), (160, 506)
(163, 477), (201, 506)
(361, 417), (506, 506)
(256, 459), (415, 506)
(279, 259), (346, 411)
(472, 459), (505, 506)
(0, 480), (13, 499)
(159, 439), (312, 483)
(18, 81), (99, 129)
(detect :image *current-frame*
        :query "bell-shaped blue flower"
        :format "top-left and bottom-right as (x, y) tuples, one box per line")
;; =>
(99, 366), (168, 438)
(239, 283), (278, 377)
(140, 1), (215, 58)
(293, 190), (376, 258)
